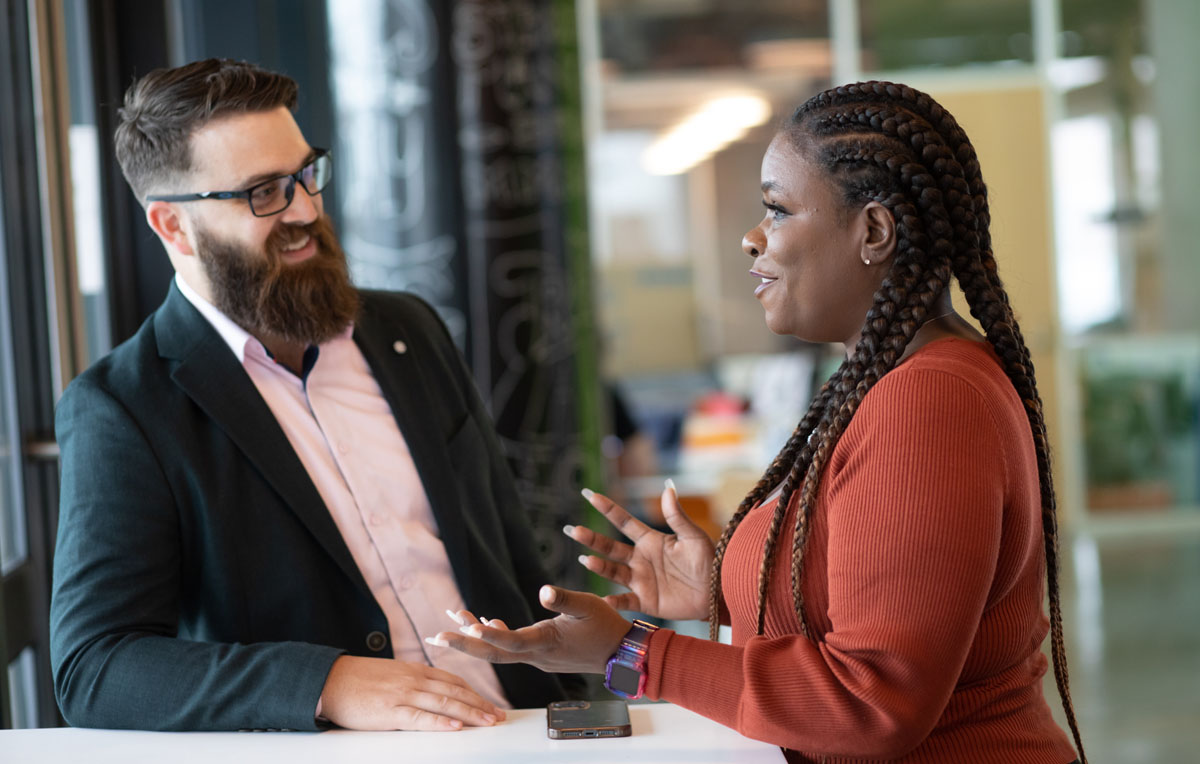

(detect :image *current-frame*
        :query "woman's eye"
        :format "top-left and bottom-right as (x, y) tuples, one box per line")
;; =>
(764, 203), (787, 220)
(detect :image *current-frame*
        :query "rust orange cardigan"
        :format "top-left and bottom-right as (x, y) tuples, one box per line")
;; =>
(644, 338), (1079, 763)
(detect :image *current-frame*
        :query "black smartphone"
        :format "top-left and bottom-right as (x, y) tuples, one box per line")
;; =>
(546, 699), (632, 739)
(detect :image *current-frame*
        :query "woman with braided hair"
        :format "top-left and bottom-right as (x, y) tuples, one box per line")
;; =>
(432, 81), (1086, 764)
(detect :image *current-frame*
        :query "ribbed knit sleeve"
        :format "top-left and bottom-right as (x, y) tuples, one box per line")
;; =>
(643, 341), (1077, 764)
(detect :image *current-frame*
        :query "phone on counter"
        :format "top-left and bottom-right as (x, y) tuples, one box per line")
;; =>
(546, 699), (632, 739)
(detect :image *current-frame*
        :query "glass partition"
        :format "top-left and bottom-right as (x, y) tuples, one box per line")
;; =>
(586, 0), (833, 538)
(0, 158), (27, 579)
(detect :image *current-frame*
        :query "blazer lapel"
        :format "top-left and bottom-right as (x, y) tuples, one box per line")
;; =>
(155, 284), (371, 596)
(353, 299), (473, 592)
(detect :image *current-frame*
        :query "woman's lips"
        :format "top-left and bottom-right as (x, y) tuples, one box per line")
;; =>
(751, 269), (778, 297)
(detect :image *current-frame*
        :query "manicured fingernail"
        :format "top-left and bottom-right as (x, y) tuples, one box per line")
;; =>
(479, 617), (490, 626)
(445, 609), (466, 626)
(577, 554), (590, 567)
(562, 524), (576, 536)
(461, 625), (482, 637)
(450, 719), (462, 729)
(581, 488), (595, 500)
(482, 714), (496, 724)
(665, 478), (677, 493)
(540, 585), (555, 603)
(424, 636), (449, 647)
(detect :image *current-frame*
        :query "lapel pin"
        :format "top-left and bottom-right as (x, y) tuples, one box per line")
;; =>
(393, 340), (408, 355)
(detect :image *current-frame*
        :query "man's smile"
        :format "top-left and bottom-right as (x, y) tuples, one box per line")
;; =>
(278, 231), (316, 262)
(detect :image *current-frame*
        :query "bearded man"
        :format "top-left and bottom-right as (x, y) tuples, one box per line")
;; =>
(49, 58), (581, 732)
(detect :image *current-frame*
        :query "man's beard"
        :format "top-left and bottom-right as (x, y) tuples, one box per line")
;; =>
(194, 215), (360, 347)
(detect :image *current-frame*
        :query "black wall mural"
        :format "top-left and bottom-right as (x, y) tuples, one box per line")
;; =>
(330, 0), (602, 588)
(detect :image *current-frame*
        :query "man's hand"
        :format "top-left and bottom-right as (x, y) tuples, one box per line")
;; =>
(318, 655), (505, 730)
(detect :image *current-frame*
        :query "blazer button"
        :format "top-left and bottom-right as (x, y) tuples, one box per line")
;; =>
(366, 631), (388, 652)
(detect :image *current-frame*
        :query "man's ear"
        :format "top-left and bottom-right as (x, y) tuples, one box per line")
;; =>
(145, 201), (195, 256)
(860, 201), (897, 265)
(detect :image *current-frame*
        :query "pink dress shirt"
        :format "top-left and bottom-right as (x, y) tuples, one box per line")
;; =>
(176, 275), (511, 711)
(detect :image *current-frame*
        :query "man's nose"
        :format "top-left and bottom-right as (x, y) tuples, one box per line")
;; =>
(282, 182), (320, 224)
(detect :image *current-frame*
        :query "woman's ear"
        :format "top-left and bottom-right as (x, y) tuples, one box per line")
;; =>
(146, 201), (195, 256)
(860, 201), (896, 266)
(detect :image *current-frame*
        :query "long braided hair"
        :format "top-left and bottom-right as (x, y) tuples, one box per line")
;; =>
(706, 81), (1086, 762)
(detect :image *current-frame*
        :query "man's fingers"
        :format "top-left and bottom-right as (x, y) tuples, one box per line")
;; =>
(581, 489), (652, 543)
(563, 524), (634, 563)
(417, 675), (501, 715)
(397, 708), (464, 731)
(577, 553), (632, 587)
(415, 662), (476, 692)
(402, 687), (500, 727)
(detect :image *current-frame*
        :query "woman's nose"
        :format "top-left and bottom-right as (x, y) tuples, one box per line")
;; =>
(742, 228), (763, 258)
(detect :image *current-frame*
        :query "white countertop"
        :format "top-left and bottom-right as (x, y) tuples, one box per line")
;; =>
(1, 702), (785, 763)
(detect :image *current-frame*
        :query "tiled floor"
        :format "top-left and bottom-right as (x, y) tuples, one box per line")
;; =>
(1044, 527), (1200, 764)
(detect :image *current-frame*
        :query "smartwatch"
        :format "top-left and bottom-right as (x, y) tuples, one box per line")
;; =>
(604, 619), (659, 700)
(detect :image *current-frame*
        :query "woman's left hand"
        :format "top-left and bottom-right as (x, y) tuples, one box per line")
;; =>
(428, 586), (631, 675)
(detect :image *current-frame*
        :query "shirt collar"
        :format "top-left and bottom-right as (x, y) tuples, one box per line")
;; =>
(174, 273), (256, 363)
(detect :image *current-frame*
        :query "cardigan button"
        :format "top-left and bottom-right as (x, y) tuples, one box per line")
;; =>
(366, 631), (387, 652)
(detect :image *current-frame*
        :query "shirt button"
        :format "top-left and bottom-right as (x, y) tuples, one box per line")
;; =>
(398, 575), (413, 590)
(337, 442), (350, 455)
(366, 631), (387, 652)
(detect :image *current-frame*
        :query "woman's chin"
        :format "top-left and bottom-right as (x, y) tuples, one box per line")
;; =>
(762, 312), (794, 337)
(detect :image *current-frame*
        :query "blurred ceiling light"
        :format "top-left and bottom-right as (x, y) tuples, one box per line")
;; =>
(642, 94), (772, 175)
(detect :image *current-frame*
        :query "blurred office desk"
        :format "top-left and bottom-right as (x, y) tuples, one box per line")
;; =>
(3, 703), (785, 763)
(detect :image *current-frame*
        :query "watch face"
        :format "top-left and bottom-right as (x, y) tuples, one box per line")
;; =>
(607, 661), (642, 697)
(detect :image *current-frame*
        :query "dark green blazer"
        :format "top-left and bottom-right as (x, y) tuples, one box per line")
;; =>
(50, 283), (580, 730)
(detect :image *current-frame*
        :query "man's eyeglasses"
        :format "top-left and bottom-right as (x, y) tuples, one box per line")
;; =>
(145, 149), (333, 217)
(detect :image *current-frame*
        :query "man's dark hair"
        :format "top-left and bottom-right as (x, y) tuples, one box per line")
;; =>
(114, 58), (298, 203)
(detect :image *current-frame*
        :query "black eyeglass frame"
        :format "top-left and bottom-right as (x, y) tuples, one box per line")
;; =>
(144, 148), (332, 217)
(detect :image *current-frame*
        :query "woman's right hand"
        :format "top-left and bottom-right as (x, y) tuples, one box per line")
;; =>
(565, 482), (715, 621)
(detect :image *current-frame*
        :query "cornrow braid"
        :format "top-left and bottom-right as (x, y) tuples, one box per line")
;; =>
(708, 367), (843, 640)
(867, 78), (1085, 759)
(710, 81), (1085, 763)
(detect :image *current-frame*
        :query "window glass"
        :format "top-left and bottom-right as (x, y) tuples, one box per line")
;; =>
(589, 0), (832, 540)
(1047, 0), (1200, 518)
(858, 0), (1034, 71)
(64, 0), (112, 363)
(0, 173), (28, 577)
(6, 647), (39, 729)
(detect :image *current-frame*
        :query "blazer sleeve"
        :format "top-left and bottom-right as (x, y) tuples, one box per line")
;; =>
(50, 377), (342, 731)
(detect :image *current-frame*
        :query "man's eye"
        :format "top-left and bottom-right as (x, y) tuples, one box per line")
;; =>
(252, 182), (282, 201)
